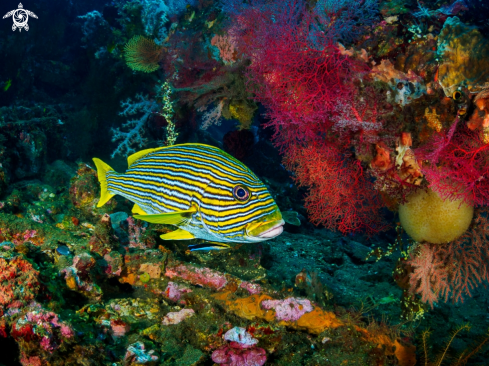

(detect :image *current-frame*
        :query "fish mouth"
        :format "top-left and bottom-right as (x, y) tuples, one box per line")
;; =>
(247, 219), (285, 240)
(256, 220), (285, 238)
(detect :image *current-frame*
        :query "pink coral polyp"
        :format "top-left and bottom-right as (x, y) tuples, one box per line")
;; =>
(165, 264), (228, 290)
(261, 297), (313, 322)
(212, 345), (267, 366)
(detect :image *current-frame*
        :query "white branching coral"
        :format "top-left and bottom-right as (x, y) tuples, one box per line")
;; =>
(111, 94), (159, 158)
(199, 100), (224, 130)
(77, 11), (109, 43)
(132, 0), (198, 44)
(332, 99), (383, 139)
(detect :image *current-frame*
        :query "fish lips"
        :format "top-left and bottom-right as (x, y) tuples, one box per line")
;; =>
(248, 219), (285, 240)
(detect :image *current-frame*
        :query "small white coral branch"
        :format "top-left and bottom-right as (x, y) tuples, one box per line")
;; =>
(111, 94), (159, 158)
(199, 100), (224, 130)
(332, 100), (382, 135)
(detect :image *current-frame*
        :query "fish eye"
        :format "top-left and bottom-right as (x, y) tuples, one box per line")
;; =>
(233, 185), (250, 202)
(452, 90), (463, 102)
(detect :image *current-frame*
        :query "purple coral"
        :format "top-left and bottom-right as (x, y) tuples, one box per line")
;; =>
(12, 304), (74, 353)
(127, 216), (147, 249)
(212, 346), (267, 366)
(164, 281), (192, 302)
(261, 297), (313, 321)
(212, 327), (266, 366)
(239, 281), (262, 295)
(165, 263), (228, 290)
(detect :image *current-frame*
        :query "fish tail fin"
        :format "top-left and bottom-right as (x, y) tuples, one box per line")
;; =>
(92, 158), (116, 207)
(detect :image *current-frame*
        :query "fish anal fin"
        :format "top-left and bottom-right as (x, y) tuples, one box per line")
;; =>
(160, 229), (195, 240)
(132, 204), (147, 215)
(127, 147), (168, 167)
(134, 208), (196, 226)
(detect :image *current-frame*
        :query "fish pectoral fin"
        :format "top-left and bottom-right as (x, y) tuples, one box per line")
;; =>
(187, 242), (231, 251)
(134, 208), (196, 226)
(131, 204), (147, 215)
(160, 229), (195, 240)
(282, 211), (301, 226)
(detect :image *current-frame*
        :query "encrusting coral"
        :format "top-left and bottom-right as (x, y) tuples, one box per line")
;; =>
(0, 205), (417, 365)
(212, 291), (415, 366)
(437, 17), (489, 96)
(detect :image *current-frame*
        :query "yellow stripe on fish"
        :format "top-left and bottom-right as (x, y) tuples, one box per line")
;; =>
(93, 143), (284, 246)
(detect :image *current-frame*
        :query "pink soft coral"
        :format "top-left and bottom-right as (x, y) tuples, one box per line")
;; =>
(407, 208), (489, 305)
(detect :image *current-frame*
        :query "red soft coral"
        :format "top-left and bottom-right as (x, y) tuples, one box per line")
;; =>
(230, 0), (357, 149)
(284, 142), (387, 235)
(230, 1), (386, 234)
(417, 117), (489, 206)
(0, 256), (39, 309)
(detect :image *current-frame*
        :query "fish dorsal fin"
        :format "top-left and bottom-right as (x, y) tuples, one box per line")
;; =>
(160, 229), (195, 240)
(133, 206), (197, 226)
(132, 204), (147, 215)
(127, 146), (168, 167)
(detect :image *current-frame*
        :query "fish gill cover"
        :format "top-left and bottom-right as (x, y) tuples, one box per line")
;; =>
(0, 0), (489, 364)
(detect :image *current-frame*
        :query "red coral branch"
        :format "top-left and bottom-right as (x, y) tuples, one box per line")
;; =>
(417, 118), (489, 206)
(284, 142), (388, 235)
(230, 0), (358, 149)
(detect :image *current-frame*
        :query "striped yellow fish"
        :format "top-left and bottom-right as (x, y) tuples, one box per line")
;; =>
(93, 143), (284, 249)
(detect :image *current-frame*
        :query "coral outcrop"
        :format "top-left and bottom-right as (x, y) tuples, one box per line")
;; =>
(437, 16), (489, 96)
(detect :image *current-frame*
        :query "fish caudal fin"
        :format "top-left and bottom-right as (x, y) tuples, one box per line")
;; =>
(92, 158), (116, 207)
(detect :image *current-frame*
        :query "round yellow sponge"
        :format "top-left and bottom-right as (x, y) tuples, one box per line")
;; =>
(399, 188), (474, 244)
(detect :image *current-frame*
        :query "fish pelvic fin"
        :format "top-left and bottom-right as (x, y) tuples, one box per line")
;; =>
(92, 158), (116, 207)
(160, 229), (195, 240)
(132, 204), (147, 215)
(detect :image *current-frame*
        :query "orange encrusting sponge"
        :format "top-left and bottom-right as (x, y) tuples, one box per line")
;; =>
(213, 292), (416, 366)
